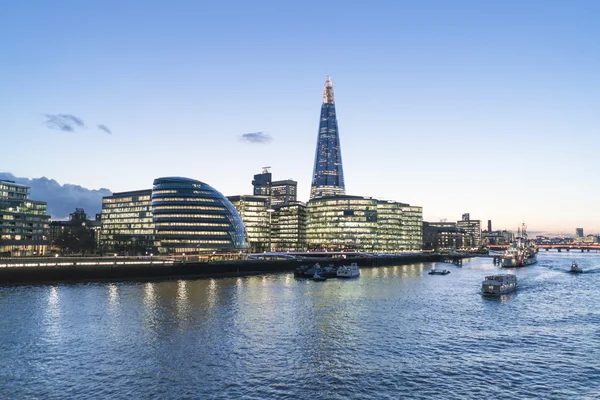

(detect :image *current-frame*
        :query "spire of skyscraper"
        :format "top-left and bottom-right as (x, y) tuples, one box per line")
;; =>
(310, 77), (345, 199)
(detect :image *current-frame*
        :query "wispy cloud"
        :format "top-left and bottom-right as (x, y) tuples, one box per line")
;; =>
(44, 114), (85, 132)
(97, 124), (112, 134)
(240, 131), (272, 144)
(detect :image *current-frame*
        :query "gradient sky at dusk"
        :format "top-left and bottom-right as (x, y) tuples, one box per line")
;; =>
(2, 1), (599, 234)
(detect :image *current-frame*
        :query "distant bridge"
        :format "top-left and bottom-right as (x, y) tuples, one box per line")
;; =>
(487, 244), (600, 252)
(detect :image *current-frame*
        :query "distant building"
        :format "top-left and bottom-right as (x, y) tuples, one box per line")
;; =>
(271, 180), (297, 207)
(576, 228), (584, 238)
(457, 213), (481, 247)
(482, 230), (513, 245)
(252, 167), (297, 207)
(49, 208), (99, 255)
(252, 167), (272, 197)
(0, 180), (50, 256)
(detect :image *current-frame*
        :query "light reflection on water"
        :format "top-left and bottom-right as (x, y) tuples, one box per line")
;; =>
(1, 253), (600, 399)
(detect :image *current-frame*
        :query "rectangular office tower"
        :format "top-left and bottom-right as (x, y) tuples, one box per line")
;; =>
(457, 213), (481, 247)
(0, 180), (50, 256)
(252, 168), (297, 207)
(227, 195), (270, 253)
(100, 190), (156, 255)
(306, 195), (422, 252)
(271, 201), (307, 251)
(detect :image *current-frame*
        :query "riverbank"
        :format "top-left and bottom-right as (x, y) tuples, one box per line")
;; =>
(0, 254), (450, 285)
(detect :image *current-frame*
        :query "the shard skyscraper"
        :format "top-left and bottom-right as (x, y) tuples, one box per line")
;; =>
(310, 77), (346, 199)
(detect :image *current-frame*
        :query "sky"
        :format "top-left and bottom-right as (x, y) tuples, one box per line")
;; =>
(1, 0), (599, 234)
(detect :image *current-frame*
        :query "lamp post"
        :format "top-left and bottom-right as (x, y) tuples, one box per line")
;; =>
(267, 208), (275, 253)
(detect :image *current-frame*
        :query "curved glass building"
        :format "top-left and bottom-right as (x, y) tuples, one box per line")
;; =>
(151, 177), (247, 254)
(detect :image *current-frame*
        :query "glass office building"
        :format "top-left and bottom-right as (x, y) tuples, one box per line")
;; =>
(306, 195), (423, 253)
(307, 196), (377, 251)
(310, 77), (346, 199)
(100, 189), (156, 255)
(401, 205), (423, 251)
(271, 201), (307, 251)
(153, 177), (246, 254)
(0, 180), (50, 256)
(226, 195), (269, 253)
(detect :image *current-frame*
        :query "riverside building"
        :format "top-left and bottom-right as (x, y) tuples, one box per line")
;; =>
(271, 201), (307, 252)
(226, 195), (269, 253)
(100, 189), (156, 255)
(0, 180), (50, 256)
(100, 177), (246, 255)
(152, 177), (246, 254)
(457, 213), (481, 247)
(306, 196), (422, 253)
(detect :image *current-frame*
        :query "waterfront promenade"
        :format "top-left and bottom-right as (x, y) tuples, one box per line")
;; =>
(0, 253), (446, 285)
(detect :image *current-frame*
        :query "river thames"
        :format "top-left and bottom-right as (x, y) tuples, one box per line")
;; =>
(1, 252), (599, 399)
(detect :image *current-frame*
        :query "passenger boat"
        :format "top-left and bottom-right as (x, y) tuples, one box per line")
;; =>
(501, 224), (537, 268)
(482, 274), (518, 295)
(428, 269), (450, 275)
(337, 262), (360, 278)
(569, 263), (583, 273)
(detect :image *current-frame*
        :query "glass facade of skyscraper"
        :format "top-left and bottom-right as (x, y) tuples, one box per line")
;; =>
(227, 195), (269, 253)
(307, 196), (377, 251)
(0, 180), (50, 256)
(306, 195), (423, 253)
(271, 201), (307, 251)
(310, 77), (346, 199)
(100, 189), (156, 254)
(152, 177), (247, 254)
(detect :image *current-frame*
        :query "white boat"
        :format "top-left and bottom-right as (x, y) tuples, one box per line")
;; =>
(337, 262), (360, 278)
(482, 274), (518, 295)
(569, 263), (583, 273)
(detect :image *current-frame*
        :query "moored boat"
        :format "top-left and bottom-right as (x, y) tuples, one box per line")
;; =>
(482, 274), (518, 295)
(501, 224), (537, 268)
(337, 262), (360, 278)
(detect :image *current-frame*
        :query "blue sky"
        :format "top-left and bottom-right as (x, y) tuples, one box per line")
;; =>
(2, 1), (599, 233)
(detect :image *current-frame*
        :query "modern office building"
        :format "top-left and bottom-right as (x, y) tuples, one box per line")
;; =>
(0, 180), (50, 256)
(307, 196), (377, 251)
(100, 178), (247, 255)
(401, 205), (424, 250)
(152, 177), (247, 254)
(252, 167), (272, 197)
(252, 167), (297, 207)
(310, 77), (346, 199)
(226, 195), (269, 253)
(271, 201), (307, 251)
(271, 180), (297, 207)
(576, 228), (584, 238)
(306, 196), (422, 252)
(457, 213), (481, 247)
(100, 189), (156, 255)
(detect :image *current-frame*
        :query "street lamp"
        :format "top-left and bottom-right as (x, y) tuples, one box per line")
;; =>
(267, 208), (275, 253)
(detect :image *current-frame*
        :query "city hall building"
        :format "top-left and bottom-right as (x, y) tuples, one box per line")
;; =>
(100, 177), (247, 255)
